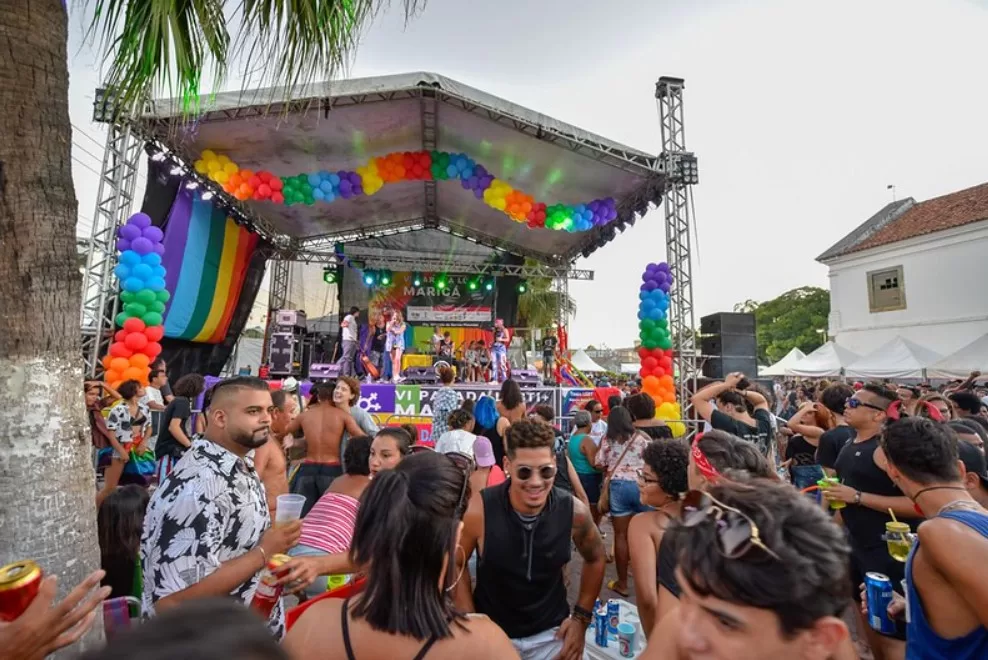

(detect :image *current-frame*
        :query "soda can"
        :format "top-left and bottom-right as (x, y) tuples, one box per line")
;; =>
(250, 553), (291, 619)
(617, 622), (636, 657)
(607, 599), (620, 635)
(865, 572), (895, 634)
(0, 560), (43, 622)
(594, 607), (609, 647)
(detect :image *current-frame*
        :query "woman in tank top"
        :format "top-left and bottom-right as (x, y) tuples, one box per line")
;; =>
(285, 452), (518, 659)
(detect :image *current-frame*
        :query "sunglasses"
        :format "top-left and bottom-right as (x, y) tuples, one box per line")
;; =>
(591, 408), (603, 414)
(514, 464), (557, 482)
(681, 490), (781, 561)
(846, 397), (886, 413)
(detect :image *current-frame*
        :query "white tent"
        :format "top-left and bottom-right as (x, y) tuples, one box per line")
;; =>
(929, 333), (988, 379)
(570, 349), (607, 373)
(759, 348), (807, 377)
(620, 363), (641, 375)
(846, 336), (942, 379)
(787, 341), (860, 378)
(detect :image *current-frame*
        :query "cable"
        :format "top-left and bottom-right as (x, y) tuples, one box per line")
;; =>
(71, 123), (106, 150)
(688, 185), (701, 266)
(71, 141), (104, 167)
(71, 156), (100, 177)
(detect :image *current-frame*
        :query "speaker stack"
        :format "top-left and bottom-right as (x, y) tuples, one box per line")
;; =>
(699, 312), (758, 379)
(268, 309), (307, 377)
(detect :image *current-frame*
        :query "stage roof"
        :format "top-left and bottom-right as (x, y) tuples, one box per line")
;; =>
(137, 72), (667, 265)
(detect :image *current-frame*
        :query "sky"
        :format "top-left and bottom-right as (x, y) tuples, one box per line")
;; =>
(66, 0), (988, 348)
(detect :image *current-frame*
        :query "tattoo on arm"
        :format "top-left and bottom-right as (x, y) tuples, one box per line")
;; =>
(572, 502), (605, 563)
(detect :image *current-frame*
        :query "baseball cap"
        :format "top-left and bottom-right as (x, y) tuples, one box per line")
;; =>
(282, 377), (299, 392)
(473, 436), (496, 467)
(957, 440), (988, 490)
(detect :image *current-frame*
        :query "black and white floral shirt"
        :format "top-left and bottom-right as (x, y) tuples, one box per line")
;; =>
(140, 436), (282, 637)
(105, 400), (151, 445)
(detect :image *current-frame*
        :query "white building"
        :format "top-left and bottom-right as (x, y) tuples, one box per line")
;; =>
(818, 183), (988, 356)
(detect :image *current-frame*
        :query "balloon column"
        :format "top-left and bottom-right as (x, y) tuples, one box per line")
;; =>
(637, 262), (685, 437)
(193, 149), (619, 234)
(100, 212), (169, 388)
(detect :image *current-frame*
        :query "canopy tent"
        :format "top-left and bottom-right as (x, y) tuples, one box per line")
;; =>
(929, 333), (988, 379)
(137, 72), (666, 265)
(787, 341), (860, 378)
(570, 349), (607, 373)
(846, 336), (943, 379)
(620, 363), (641, 375)
(759, 348), (807, 377)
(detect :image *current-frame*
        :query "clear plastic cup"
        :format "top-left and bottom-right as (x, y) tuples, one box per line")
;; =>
(275, 494), (306, 524)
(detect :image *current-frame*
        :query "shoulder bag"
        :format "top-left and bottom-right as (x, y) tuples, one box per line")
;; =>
(597, 432), (642, 515)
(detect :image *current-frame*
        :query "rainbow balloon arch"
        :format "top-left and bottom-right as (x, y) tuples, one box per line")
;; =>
(637, 262), (685, 437)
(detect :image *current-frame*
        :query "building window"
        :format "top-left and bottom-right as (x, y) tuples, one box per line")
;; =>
(867, 266), (906, 313)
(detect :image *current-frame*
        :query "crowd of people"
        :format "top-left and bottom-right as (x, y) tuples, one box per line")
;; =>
(6, 364), (988, 660)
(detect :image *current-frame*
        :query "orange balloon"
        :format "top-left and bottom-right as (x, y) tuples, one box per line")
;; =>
(122, 367), (144, 382)
(228, 173), (243, 188)
(110, 357), (130, 373)
(659, 375), (674, 389)
(101, 355), (114, 371)
(104, 369), (122, 384)
(111, 380), (123, 390)
(130, 353), (151, 369)
(642, 375), (660, 392)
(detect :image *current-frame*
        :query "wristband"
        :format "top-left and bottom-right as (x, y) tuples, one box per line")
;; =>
(257, 546), (268, 566)
(572, 605), (593, 625)
(854, 490), (862, 505)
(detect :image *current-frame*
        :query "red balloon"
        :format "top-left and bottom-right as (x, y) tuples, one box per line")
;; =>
(257, 184), (272, 198)
(123, 318), (146, 334)
(659, 356), (673, 371)
(269, 178), (284, 191)
(643, 356), (658, 370)
(271, 192), (285, 204)
(248, 175), (261, 189)
(109, 342), (133, 358)
(144, 326), (164, 342)
(114, 329), (127, 342)
(145, 342), (162, 358)
(124, 332), (148, 351)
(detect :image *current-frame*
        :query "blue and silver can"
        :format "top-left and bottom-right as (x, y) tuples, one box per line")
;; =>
(865, 572), (895, 634)
(594, 607), (608, 647)
(607, 599), (620, 636)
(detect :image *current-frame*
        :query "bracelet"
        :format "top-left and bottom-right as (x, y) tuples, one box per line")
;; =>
(572, 605), (593, 626)
(257, 546), (268, 566)
(854, 490), (862, 505)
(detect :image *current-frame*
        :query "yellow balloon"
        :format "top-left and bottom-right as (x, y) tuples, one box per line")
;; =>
(214, 170), (229, 184)
(206, 160), (221, 173)
(201, 149), (217, 161)
(217, 154), (231, 165)
(194, 160), (208, 174)
(492, 198), (507, 211)
(668, 421), (687, 438)
(223, 162), (239, 174)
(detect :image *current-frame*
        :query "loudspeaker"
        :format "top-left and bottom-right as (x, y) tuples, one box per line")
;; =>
(404, 366), (438, 384)
(702, 356), (759, 380)
(269, 333), (302, 376)
(700, 333), (757, 357)
(512, 369), (541, 388)
(700, 312), (755, 336)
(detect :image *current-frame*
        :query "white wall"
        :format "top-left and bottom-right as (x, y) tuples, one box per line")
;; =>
(825, 220), (988, 356)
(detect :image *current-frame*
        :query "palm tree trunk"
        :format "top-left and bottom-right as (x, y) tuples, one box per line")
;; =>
(0, 0), (103, 653)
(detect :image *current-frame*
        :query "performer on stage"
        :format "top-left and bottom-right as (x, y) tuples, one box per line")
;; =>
(337, 306), (360, 377)
(387, 310), (407, 384)
(492, 319), (510, 383)
(431, 326), (444, 355)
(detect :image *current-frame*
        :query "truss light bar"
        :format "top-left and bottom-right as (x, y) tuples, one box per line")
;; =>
(435, 272), (448, 290)
(379, 269), (393, 286)
(517, 281), (528, 294)
(323, 268), (338, 284)
(363, 271), (377, 287)
(483, 277), (495, 292)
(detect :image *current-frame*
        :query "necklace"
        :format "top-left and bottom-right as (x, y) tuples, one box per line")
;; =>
(913, 485), (967, 500)
(936, 499), (984, 517)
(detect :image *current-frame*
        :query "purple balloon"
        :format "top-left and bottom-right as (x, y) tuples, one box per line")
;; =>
(120, 224), (141, 240)
(656, 262), (670, 272)
(352, 184), (364, 196)
(116, 238), (132, 252)
(154, 242), (165, 256)
(128, 212), (152, 229)
(339, 187), (352, 200)
(475, 165), (488, 178)
(142, 226), (164, 243)
(347, 172), (361, 185)
(131, 236), (153, 255)
(660, 282), (672, 293)
(473, 189), (484, 200)
(643, 281), (658, 291)
(339, 179), (352, 194)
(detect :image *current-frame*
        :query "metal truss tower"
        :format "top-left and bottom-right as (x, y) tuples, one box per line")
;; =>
(655, 77), (699, 407)
(79, 122), (143, 377)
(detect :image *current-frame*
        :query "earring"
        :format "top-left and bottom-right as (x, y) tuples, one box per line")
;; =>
(445, 546), (467, 593)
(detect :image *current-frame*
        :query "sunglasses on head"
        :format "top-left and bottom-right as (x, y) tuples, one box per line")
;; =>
(514, 464), (557, 482)
(681, 490), (781, 561)
(846, 397), (886, 413)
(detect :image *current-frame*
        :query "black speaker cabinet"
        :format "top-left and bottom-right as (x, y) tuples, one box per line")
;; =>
(700, 312), (755, 336)
(701, 356), (759, 380)
(700, 333), (758, 358)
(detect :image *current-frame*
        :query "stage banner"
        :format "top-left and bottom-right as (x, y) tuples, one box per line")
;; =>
(367, 272), (495, 327)
(561, 388), (596, 417)
(355, 383), (559, 444)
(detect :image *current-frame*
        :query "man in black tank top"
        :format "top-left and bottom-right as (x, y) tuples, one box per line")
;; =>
(822, 383), (918, 658)
(454, 421), (606, 660)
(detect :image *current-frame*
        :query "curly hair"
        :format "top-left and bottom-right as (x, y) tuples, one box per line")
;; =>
(625, 392), (656, 422)
(505, 419), (555, 457)
(642, 440), (688, 500)
(447, 409), (474, 431)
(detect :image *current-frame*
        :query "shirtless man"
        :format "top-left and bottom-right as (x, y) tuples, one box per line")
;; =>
(254, 389), (297, 516)
(285, 383), (362, 516)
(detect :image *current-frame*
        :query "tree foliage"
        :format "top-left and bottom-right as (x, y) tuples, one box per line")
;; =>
(517, 259), (577, 332)
(733, 286), (830, 364)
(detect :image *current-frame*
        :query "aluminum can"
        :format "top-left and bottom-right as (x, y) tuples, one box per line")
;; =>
(250, 553), (290, 618)
(594, 606), (608, 647)
(0, 560), (43, 622)
(607, 598), (620, 635)
(865, 572), (895, 634)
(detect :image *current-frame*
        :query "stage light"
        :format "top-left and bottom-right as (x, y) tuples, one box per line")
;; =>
(412, 272), (423, 287)
(185, 180), (199, 190)
(483, 277), (495, 292)
(379, 270), (392, 286)
(323, 268), (338, 284)
(435, 273), (448, 290)
(201, 191), (215, 201)
(150, 152), (167, 162)
(170, 165), (184, 176)
(467, 276), (480, 292)
(517, 281), (528, 294)
(363, 271), (377, 287)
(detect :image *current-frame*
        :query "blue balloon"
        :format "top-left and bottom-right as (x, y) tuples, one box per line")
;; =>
(313, 188), (326, 200)
(114, 264), (131, 280)
(142, 252), (162, 267)
(123, 277), (144, 292)
(648, 307), (663, 321)
(639, 291), (649, 301)
(131, 263), (153, 280)
(307, 173), (322, 187)
(120, 250), (141, 266)
(320, 181), (334, 193)
(446, 164), (459, 178)
(461, 167), (474, 180)
(146, 277), (166, 292)
(329, 173), (341, 186)
(151, 265), (166, 278)
(318, 170), (331, 179)
(637, 310), (645, 321)
(641, 298), (656, 311)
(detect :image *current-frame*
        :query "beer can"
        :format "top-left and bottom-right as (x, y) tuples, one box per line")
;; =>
(865, 572), (895, 635)
(607, 599), (620, 635)
(0, 560), (43, 622)
(594, 606), (609, 647)
(617, 622), (636, 658)
(250, 553), (290, 619)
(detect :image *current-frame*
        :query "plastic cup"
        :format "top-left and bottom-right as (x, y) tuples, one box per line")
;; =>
(886, 521), (912, 562)
(275, 494), (306, 524)
(818, 477), (846, 510)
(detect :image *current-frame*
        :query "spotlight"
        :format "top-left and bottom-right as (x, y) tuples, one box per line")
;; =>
(517, 281), (528, 294)
(379, 270), (393, 286)
(435, 273), (448, 290)
(185, 180), (199, 190)
(201, 191), (215, 201)
(412, 272), (423, 287)
(467, 276), (480, 292)
(363, 271), (377, 287)
(483, 277), (495, 292)
(323, 268), (338, 284)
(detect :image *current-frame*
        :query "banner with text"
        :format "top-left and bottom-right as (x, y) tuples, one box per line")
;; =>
(368, 272), (495, 327)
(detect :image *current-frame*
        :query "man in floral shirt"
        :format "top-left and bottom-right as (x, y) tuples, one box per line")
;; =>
(141, 377), (301, 638)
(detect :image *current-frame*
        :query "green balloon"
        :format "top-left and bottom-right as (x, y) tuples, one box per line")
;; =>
(642, 338), (658, 350)
(142, 312), (163, 327)
(156, 290), (170, 303)
(657, 319), (668, 330)
(640, 319), (656, 332)
(115, 312), (130, 326)
(150, 301), (166, 314)
(658, 337), (673, 350)
(136, 289), (156, 305)
(125, 302), (148, 317)
(120, 291), (135, 304)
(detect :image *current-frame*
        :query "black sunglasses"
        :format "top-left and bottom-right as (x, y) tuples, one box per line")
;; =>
(515, 464), (557, 482)
(681, 490), (781, 561)
(846, 397), (886, 413)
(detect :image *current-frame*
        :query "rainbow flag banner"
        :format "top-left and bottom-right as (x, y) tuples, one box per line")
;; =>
(161, 188), (259, 343)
